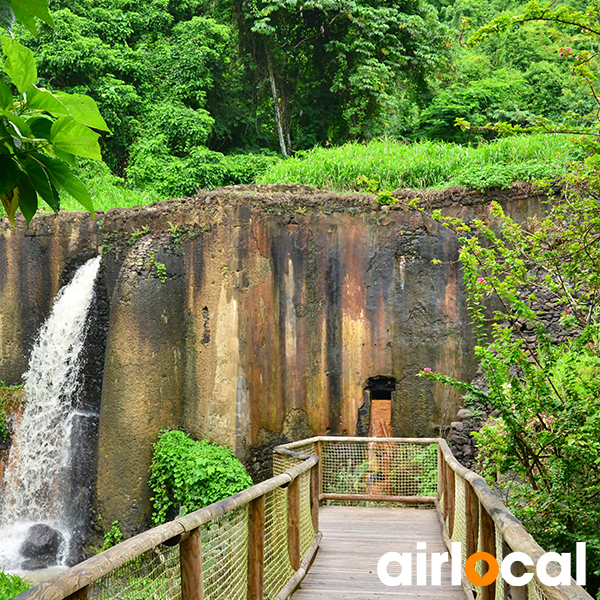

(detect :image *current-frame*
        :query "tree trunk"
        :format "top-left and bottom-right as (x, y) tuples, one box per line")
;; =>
(266, 52), (291, 157)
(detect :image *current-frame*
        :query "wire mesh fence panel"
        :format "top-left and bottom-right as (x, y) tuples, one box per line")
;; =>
(201, 505), (249, 600)
(273, 442), (315, 477)
(299, 470), (315, 555)
(321, 441), (438, 499)
(452, 474), (468, 566)
(272, 452), (294, 477)
(263, 487), (294, 600)
(90, 544), (181, 600)
(495, 525), (505, 600)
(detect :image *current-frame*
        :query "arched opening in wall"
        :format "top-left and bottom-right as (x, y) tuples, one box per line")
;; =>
(365, 376), (396, 438)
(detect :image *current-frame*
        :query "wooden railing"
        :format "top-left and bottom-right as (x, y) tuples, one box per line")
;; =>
(16, 451), (319, 600)
(14, 436), (593, 600)
(437, 439), (592, 600)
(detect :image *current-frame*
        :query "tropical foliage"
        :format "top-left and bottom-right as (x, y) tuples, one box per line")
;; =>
(0, 0), (108, 224)
(0, 0), (595, 211)
(148, 430), (253, 526)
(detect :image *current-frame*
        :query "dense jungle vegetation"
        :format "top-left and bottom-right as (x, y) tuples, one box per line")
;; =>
(2, 0), (600, 597)
(1, 0), (599, 212)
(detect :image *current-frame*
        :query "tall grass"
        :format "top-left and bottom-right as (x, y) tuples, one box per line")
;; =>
(7, 133), (583, 219)
(0, 570), (30, 600)
(258, 134), (584, 191)
(62, 161), (162, 213)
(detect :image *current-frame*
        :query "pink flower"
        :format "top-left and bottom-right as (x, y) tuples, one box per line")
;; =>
(477, 277), (486, 283)
(423, 368), (432, 373)
(565, 308), (572, 314)
(548, 420), (553, 424)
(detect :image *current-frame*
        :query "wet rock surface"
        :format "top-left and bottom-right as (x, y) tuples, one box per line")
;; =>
(0, 183), (552, 535)
(20, 524), (64, 567)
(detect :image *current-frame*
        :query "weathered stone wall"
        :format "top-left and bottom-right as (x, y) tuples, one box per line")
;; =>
(0, 184), (546, 535)
(0, 214), (101, 385)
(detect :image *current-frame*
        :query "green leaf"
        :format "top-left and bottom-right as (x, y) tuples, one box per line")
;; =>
(55, 92), (110, 132)
(35, 153), (93, 212)
(16, 173), (37, 224)
(1, 37), (37, 93)
(28, 115), (52, 139)
(8, 4), (35, 34)
(1, 109), (31, 136)
(8, 0), (53, 32)
(0, 153), (20, 195)
(50, 116), (102, 160)
(53, 147), (76, 165)
(26, 85), (68, 116)
(0, 80), (12, 109)
(19, 154), (58, 210)
(0, 188), (18, 225)
(0, 0), (15, 35)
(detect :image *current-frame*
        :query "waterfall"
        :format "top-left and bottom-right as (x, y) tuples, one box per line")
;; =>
(0, 256), (101, 572)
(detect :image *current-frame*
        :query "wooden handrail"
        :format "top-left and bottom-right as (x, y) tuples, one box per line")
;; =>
(16, 455), (318, 600)
(438, 439), (592, 600)
(14, 436), (592, 600)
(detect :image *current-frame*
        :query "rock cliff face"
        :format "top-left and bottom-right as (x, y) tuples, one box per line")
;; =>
(0, 184), (545, 535)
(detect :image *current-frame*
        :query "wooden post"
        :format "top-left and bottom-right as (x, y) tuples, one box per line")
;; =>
(247, 495), (265, 600)
(315, 440), (323, 503)
(446, 466), (456, 538)
(310, 463), (319, 533)
(480, 504), (496, 600)
(465, 482), (479, 558)
(181, 528), (203, 600)
(65, 586), (90, 600)
(287, 477), (301, 570)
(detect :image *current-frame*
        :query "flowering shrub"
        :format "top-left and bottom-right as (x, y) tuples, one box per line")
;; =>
(417, 190), (600, 596)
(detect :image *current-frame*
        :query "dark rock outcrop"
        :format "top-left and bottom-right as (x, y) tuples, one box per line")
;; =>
(20, 524), (65, 567)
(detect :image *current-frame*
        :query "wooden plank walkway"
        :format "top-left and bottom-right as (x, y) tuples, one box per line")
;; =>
(292, 506), (466, 599)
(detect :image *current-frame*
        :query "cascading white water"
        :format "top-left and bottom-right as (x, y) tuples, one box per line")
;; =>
(0, 256), (101, 572)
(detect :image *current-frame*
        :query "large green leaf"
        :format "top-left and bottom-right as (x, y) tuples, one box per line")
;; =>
(28, 115), (52, 140)
(8, 5), (35, 33)
(1, 109), (31, 136)
(36, 153), (93, 212)
(0, 153), (20, 195)
(1, 37), (37, 93)
(0, 80), (12, 109)
(16, 173), (37, 224)
(28, 87), (110, 132)
(50, 116), (102, 160)
(27, 85), (68, 116)
(8, 0), (53, 34)
(19, 154), (58, 210)
(55, 93), (110, 132)
(0, 0), (15, 35)
(53, 147), (76, 166)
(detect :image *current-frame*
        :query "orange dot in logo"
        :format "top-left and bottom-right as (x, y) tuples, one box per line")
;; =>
(464, 552), (499, 586)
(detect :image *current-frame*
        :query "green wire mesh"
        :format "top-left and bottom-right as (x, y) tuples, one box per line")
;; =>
(321, 440), (438, 499)
(90, 544), (181, 600)
(201, 505), (249, 600)
(263, 487), (294, 600)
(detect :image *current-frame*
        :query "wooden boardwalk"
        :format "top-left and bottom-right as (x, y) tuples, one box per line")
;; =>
(292, 506), (466, 600)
